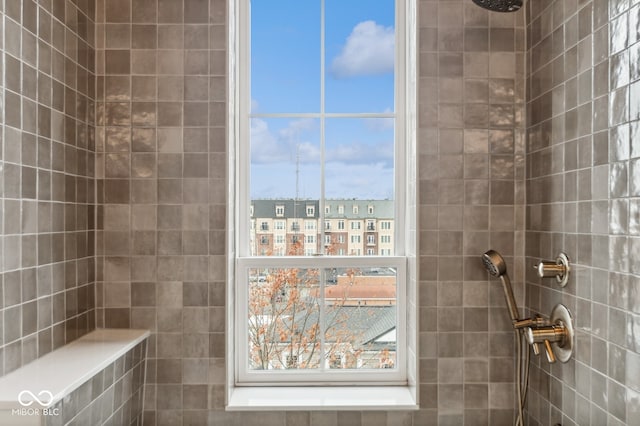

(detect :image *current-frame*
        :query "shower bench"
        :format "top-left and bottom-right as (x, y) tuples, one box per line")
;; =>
(0, 328), (149, 426)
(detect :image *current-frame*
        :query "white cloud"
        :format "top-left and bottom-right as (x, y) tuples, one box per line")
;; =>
(250, 118), (319, 164)
(330, 21), (395, 79)
(326, 140), (393, 167)
(250, 98), (260, 113)
(250, 119), (286, 164)
(325, 162), (394, 199)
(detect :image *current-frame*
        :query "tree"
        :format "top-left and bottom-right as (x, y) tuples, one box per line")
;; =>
(247, 241), (397, 370)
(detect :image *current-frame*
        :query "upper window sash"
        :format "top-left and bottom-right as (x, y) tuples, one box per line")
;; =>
(238, 0), (407, 258)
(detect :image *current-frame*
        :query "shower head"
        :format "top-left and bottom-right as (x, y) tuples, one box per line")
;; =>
(482, 249), (507, 277)
(472, 0), (523, 12)
(482, 250), (520, 323)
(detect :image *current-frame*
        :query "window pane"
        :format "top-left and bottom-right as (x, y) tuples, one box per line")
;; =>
(325, 118), (395, 200)
(325, 0), (395, 113)
(248, 268), (321, 370)
(250, 118), (321, 256)
(250, 118), (321, 200)
(250, 0), (320, 113)
(323, 267), (397, 369)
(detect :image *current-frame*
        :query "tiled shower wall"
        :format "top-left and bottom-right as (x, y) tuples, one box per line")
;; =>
(525, 0), (640, 425)
(417, 1), (526, 424)
(94, 0), (527, 424)
(95, 0), (227, 424)
(0, 0), (97, 377)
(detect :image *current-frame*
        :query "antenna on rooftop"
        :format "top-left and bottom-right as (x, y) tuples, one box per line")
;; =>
(296, 144), (300, 203)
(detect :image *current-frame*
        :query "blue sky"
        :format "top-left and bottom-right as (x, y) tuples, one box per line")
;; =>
(249, 0), (396, 200)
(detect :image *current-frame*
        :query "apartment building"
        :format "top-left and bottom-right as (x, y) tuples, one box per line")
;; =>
(250, 199), (394, 256)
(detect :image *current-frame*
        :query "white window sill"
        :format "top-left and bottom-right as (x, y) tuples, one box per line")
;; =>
(227, 386), (418, 411)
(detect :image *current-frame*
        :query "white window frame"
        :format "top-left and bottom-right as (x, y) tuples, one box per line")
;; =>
(228, 0), (417, 409)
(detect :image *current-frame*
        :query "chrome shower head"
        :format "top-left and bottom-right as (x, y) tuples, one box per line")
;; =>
(482, 249), (507, 277)
(472, 0), (523, 12)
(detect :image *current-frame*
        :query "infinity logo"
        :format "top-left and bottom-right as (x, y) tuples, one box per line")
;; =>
(17, 390), (54, 407)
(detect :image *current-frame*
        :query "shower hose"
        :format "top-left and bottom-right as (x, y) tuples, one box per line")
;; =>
(515, 328), (530, 426)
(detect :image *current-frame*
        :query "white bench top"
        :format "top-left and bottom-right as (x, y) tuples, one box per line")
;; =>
(0, 329), (149, 409)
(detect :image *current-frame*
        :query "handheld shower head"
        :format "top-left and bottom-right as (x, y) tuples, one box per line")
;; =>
(482, 250), (520, 323)
(482, 249), (507, 277)
(472, 0), (523, 12)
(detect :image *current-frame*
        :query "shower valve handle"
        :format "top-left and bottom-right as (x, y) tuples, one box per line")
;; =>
(534, 253), (571, 287)
(524, 324), (567, 364)
(535, 261), (566, 278)
(528, 339), (556, 363)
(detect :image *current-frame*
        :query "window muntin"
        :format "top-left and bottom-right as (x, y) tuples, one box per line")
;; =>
(237, 0), (408, 385)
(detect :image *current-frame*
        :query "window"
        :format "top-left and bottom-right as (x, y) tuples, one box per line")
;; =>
(275, 221), (285, 230)
(368, 206), (374, 214)
(325, 221), (331, 230)
(381, 235), (391, 244)
(305, 221), (316, 230)
(324, 235), (331, 245)
(367, 248), (375, 255)
(325, 206), (331, 214)
(276, 235), (285, 244)
(367, 235), (376, 245)
(260, 221), (269, 231)
(329, 354), (342, 369)
(381, 221), (392, 230)
(231, 0), (416, 401)
(367, 221), (375, 231)
(286, 355), (299, 369)
(260, 236), (269, 245)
